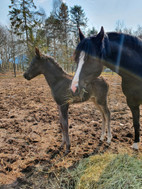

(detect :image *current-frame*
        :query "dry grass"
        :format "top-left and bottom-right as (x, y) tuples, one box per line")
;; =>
(76, 153), (142, 189)
(49, 152), (142, 189)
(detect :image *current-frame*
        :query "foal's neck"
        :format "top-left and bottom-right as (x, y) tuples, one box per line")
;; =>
(42, 58), (70, 89)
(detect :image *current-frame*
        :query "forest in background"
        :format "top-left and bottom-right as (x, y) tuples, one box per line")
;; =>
(1, 0), (142, 77)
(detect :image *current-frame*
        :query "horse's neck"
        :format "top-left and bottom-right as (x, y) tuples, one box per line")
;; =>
(103, 40), (123, 74)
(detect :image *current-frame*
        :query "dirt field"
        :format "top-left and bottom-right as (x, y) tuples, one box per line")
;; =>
(0, 73), (142, 187)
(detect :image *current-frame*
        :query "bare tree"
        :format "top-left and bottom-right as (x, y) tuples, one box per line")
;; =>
(134, 25), (142, 39)
(0, 25), (6, 48)
(115, 20), (126, 33)
(0, 26), (11, 72)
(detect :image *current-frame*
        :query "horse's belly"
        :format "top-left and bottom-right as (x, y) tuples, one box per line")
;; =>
(122, 78), (142, 104)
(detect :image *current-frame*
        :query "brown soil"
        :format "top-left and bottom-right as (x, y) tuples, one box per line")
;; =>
(0, 74), (142, 188)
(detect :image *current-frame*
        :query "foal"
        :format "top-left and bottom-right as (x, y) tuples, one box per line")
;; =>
(24, 48), (111, 154)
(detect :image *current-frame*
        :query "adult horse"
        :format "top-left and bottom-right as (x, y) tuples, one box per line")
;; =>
(71, 27), (142, 150)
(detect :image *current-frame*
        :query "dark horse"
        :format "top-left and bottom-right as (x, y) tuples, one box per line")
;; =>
(24, 48), (111, 154)
(71, 27), (142, 150)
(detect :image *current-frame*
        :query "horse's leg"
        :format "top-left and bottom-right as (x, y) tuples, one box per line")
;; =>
(127, 102), (140, 150)
(58, 104), (70, 154)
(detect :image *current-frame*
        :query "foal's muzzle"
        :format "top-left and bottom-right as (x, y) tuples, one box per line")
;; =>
(23, 72), (31, 80)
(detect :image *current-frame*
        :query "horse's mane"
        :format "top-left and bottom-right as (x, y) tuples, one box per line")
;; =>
(76, 32), (142, 58)
(107, 32), (142, 53)
(76, 37), (96, 57)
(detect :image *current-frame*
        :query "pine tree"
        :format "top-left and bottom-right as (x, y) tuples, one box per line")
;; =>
(58, 3), (69, 42)
(58, 3), (70, 70)
(9, 0), (44, 53)
(70, 5), (87, 30)
(70, 5), (87, 44)
(45, 15), (60, 57)
(87, 27), (98, 37)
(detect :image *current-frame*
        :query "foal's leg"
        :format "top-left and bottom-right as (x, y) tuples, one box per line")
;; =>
(96, 104), (106, 141)
(99, 104), (112, 143)
(92, 99), (107, 142)
(93, 96), (111, 143)
(101, 104), (111, 143)
(58, 104), (71, 154)
(127, 102), (140, 150)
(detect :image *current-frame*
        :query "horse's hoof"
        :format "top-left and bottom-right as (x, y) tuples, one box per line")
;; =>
(131, 143), (139, 150)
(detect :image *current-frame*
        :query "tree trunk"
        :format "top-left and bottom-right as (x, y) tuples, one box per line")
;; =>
(13, 57), (16, 77)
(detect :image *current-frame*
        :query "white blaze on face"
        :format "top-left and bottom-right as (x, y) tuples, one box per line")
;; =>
(71, 51), (85, 93)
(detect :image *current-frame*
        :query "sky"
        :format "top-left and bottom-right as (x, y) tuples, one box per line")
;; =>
(0, 0), (142, 32)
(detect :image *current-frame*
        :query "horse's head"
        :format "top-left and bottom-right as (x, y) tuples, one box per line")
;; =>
(24, 48), (43, 80)
(71, 27), (109, 94)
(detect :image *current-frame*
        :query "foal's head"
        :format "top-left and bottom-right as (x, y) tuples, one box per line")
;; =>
(71, 27), (107, 94)
(24, 48), (44, 80)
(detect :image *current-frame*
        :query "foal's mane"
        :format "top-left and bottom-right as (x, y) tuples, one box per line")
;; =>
(41, 53), (69, 76)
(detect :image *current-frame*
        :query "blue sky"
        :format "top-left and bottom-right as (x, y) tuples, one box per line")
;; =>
(0, 0), (142, 32)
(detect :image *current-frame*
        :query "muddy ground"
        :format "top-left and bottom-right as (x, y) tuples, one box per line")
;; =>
(0, 74), (142, 188)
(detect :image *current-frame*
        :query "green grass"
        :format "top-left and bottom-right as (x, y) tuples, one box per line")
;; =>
(76, 154), (142, 189)
(51, 153), (142, 189)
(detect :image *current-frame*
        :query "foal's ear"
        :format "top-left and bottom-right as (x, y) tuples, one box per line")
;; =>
(97, 26), (105, 42)
(79, 28), (85, 41)
(35, 47), (41, 58)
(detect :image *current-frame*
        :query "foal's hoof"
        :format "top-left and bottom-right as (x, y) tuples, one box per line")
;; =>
(107, 138), (111, 144)
(59, 146), (64, 151)
(64, 149), (71, 156)
(100, 135), (105, 141)
(107, 135), (112, 144)
(131, 143), (139, 150)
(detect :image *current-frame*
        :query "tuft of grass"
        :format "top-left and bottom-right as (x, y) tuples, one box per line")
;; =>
(76, 153), (142, 189)
(47, 152), (142, 189)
